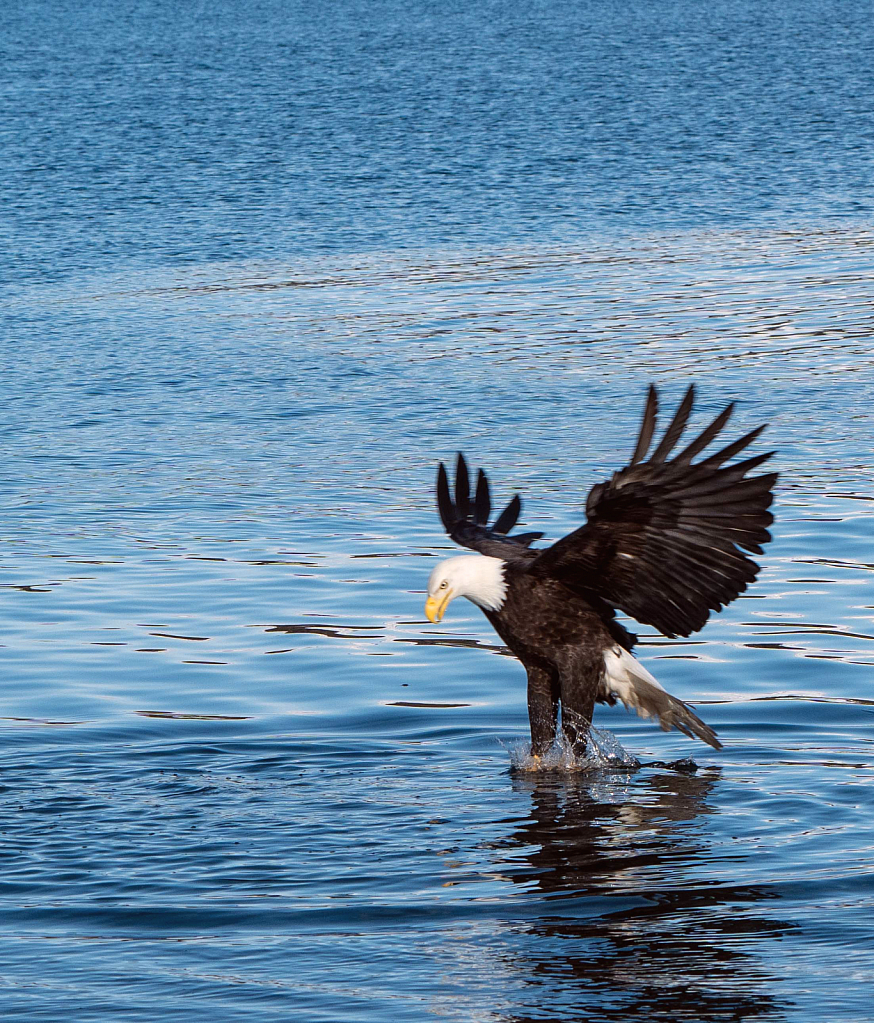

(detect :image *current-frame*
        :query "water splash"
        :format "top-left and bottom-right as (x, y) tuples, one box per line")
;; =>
(507, 725), (640, 773)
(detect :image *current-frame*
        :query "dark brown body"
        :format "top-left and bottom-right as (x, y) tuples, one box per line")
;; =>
(483, 569), (633, 756)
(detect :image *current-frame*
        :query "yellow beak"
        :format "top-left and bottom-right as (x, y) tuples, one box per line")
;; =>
(425, 591), (452, 623)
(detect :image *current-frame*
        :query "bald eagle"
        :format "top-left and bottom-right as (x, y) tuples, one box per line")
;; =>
(424, 385), (777, 756)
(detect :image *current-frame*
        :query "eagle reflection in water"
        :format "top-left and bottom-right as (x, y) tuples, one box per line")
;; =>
(490, 770), (793, 1022)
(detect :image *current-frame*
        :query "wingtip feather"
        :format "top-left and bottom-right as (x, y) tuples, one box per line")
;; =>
(674, 402), (735, 464)
(493, 493), (521, 535)
(475, 469), (491, 525)
(630, 385), (659, 465)
(650, 385), (696, 464)
(455, 452), (470, 517)
(436, 462), (454, 532)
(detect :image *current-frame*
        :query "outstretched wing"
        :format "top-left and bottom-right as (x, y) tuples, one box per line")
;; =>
(531, 385), (777, 637)
(436, 454), (544, 562)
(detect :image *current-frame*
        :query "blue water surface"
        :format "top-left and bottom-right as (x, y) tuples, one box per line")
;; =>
(2, 1), (874, 1020)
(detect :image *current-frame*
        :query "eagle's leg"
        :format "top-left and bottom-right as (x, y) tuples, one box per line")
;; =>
(525, 662), (559, 756)
(560, 697), (596, 757)
(556, 649), (600, 758)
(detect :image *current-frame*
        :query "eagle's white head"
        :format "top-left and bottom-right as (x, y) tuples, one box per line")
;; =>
(424, 555), (507, 623)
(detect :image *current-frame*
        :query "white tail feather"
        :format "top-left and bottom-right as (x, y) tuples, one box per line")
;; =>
(602, 646), (721, 749)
